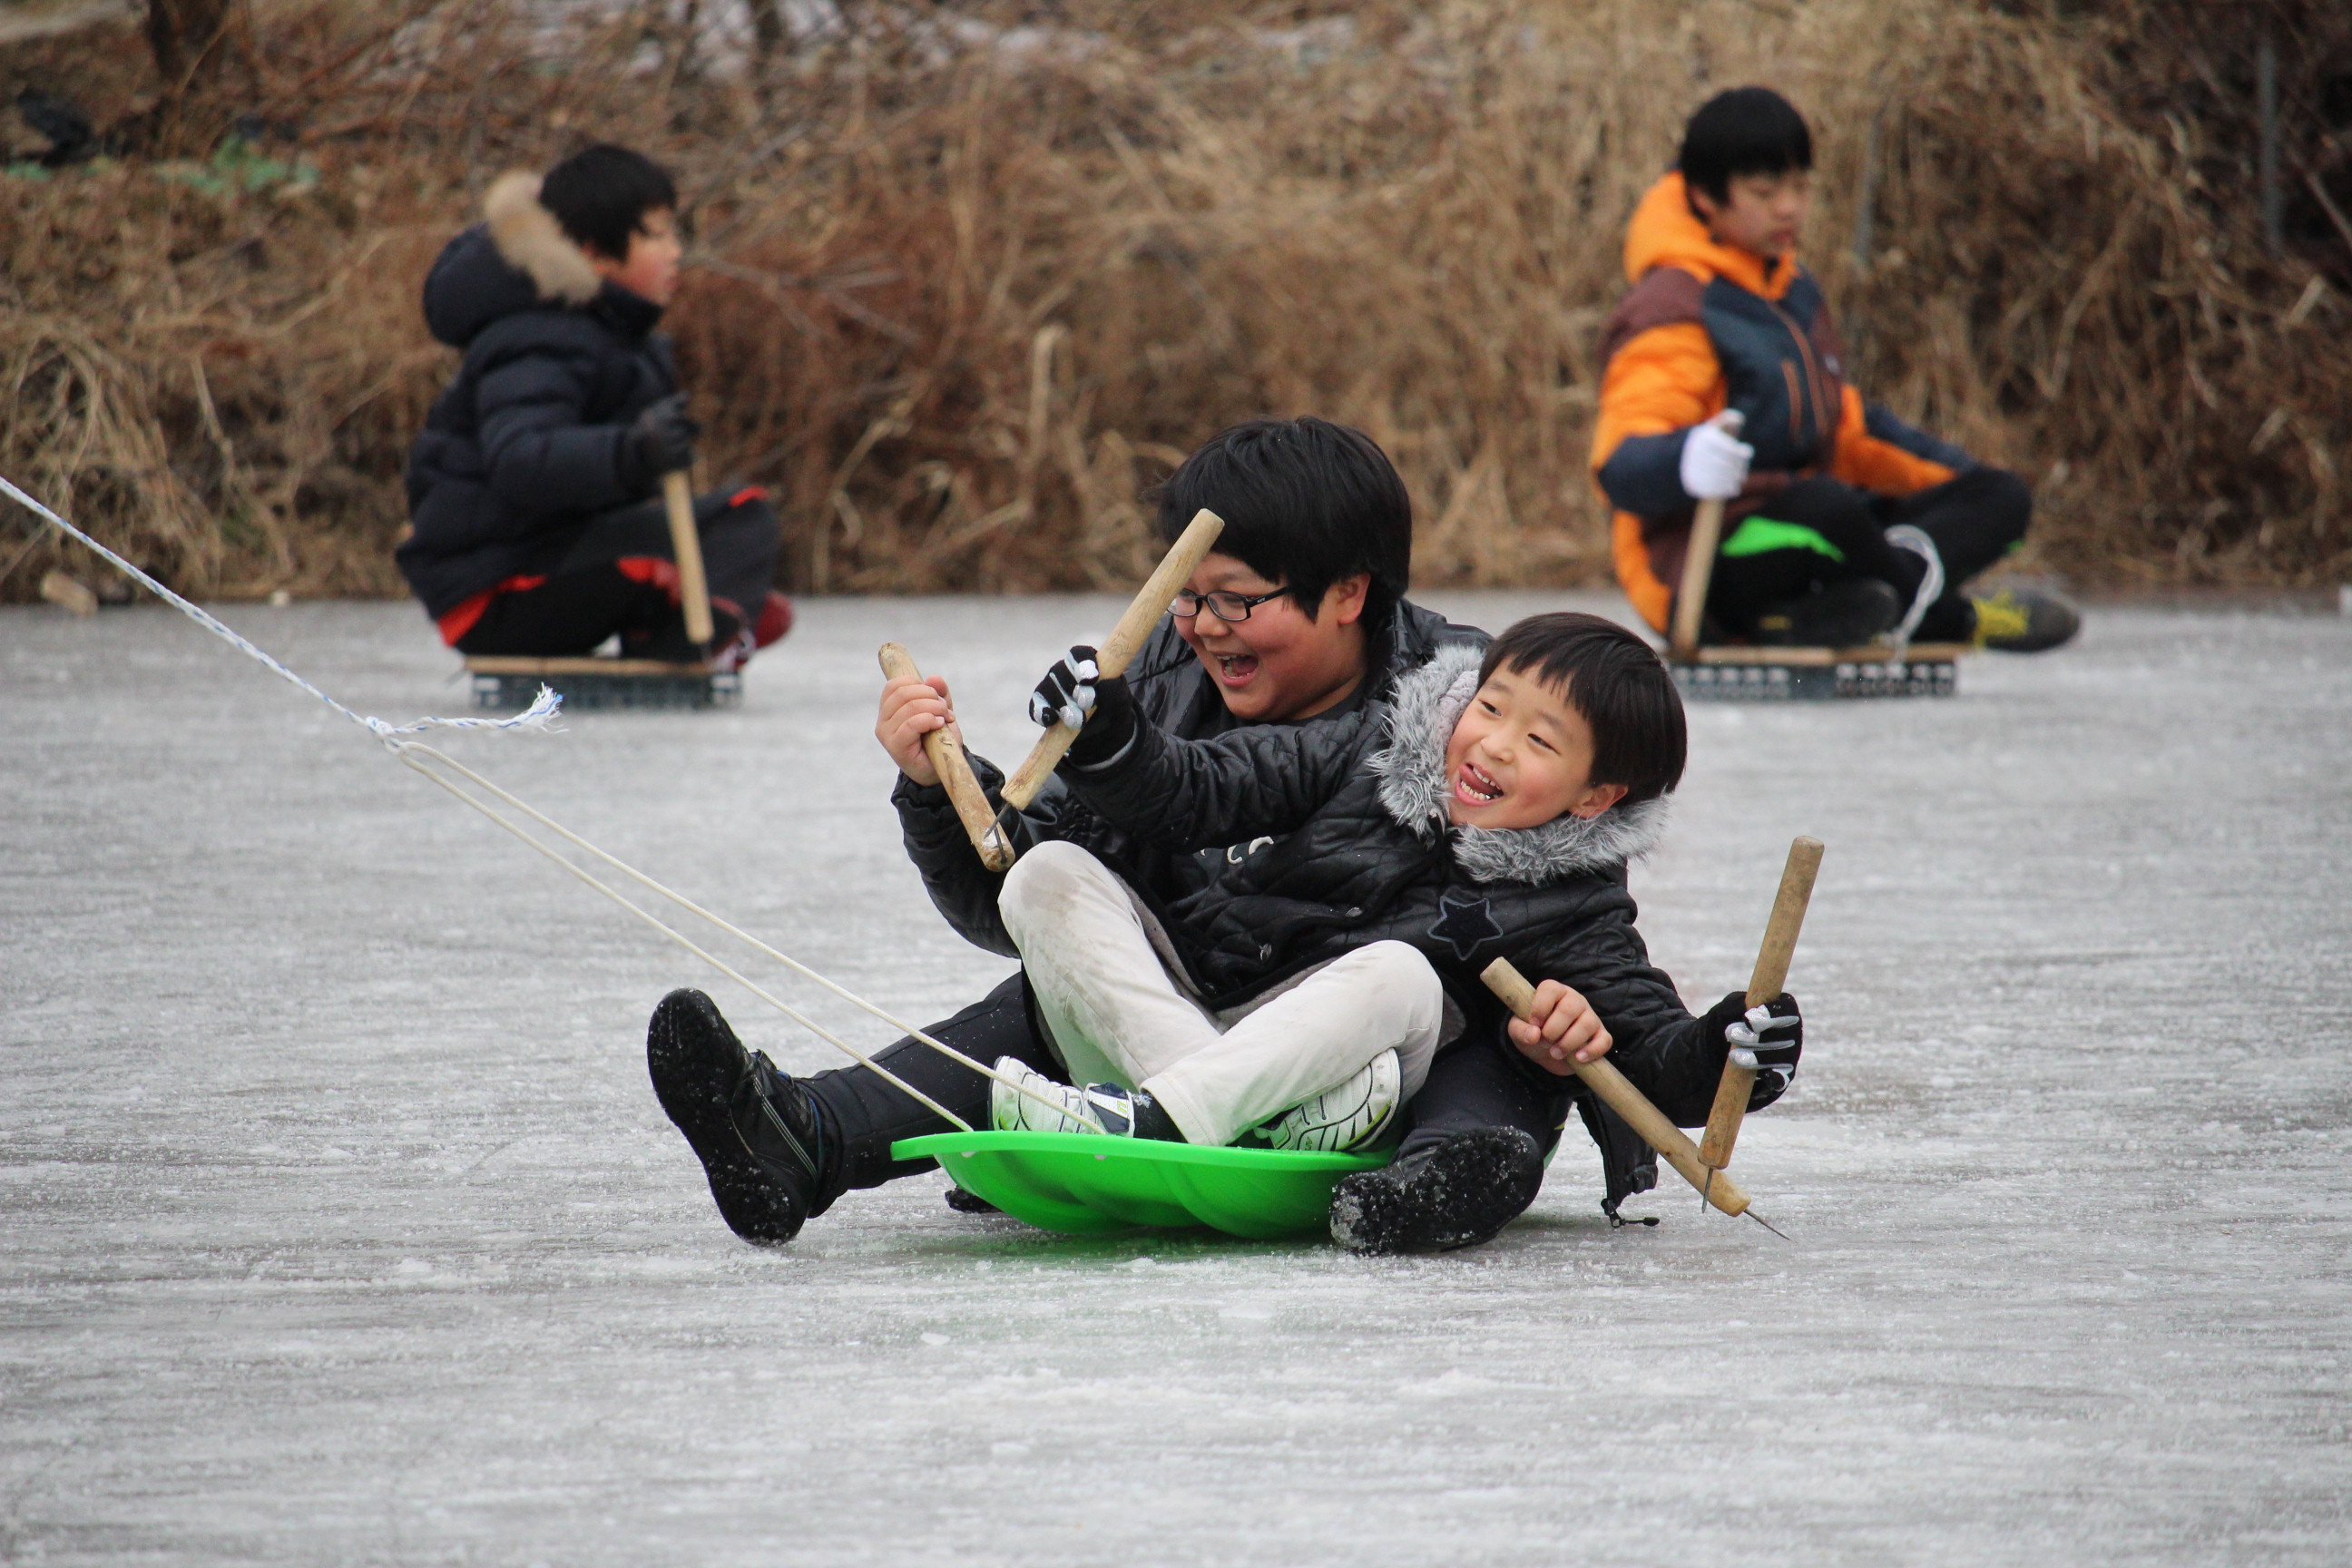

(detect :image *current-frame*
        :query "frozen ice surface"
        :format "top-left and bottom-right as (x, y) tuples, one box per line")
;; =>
(3, 591), (2347, 1566)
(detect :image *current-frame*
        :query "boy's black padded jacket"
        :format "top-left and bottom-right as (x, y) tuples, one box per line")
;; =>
(892, 595), (1485, 955)
(1054, 641), (1759, 1128)
(397, 172), (680, 620)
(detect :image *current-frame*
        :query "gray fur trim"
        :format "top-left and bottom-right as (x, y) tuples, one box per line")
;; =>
(1367, 640), (1669, 885)
(485, 172), (601, 307)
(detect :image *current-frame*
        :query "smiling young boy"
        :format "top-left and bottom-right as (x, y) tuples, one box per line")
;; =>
(1594, 88), (2077, 652)
(399, 143), (792, 667)
(978, 612), (1804, 1252)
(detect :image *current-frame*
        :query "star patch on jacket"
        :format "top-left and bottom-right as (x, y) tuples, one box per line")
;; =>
(1427, 889), (1504, 961)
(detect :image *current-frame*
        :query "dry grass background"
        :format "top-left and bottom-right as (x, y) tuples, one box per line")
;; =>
(2, 0), (2347, 603)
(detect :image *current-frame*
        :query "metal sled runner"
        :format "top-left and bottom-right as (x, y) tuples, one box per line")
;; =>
(895, 1132), (1387, 1240)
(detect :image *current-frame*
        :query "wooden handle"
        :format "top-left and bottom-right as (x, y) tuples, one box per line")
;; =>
(878, 643), (1014, 872)
(1747, 836), (1823, 1005)
(1698, 836), (1825, 1170)
(1668, 497), (1725, 663)
(662, 471), (715, 649)
(997, 507), (1226, 811)
(1480, 957), (1751, 1218)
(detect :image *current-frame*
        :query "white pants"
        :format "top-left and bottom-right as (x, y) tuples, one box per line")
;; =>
(997, 840), (1445, 1146)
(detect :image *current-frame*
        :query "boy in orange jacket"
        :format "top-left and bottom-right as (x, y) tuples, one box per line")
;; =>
(1592, 87), (2077, 652)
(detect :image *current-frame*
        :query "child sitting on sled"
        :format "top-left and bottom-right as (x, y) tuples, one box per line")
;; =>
(398, 143), (792, 668)
(965, 610), (1802, 1251)
(1594, 87), (2077, 652)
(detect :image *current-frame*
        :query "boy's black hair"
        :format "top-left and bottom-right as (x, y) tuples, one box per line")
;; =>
(1478, 612), (1686, 807)
(1677, 87), (1813, 206)
(541, 143), (678, 260)
(1147, 417), (1411, 623)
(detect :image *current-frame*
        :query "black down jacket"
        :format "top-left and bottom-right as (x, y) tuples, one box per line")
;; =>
(892, 596), (1486, 954)
(1053, 641), (1769, 1128)
(397, 172), (679, 620)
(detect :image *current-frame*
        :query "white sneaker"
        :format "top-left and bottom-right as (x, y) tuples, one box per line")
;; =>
(1253, 1050), (1402, 1153)
(988, 1057), (1138, 1136)
(1882, 524), (1946, 647)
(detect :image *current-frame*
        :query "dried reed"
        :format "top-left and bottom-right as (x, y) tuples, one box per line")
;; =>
(1, 0), (2345, 603)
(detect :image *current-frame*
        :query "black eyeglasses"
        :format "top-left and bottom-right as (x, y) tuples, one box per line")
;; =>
(1171, 588), (1288, 623)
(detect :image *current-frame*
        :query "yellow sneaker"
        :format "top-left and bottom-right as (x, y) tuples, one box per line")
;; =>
(1970, 585), (2081, 652)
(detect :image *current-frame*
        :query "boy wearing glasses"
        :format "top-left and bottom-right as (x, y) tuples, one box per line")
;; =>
(644, 418), (1491, 1241)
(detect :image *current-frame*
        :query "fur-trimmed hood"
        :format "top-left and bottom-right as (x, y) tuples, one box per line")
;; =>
(1368, 640), (1669, 885)
(422, 172), (632, 349)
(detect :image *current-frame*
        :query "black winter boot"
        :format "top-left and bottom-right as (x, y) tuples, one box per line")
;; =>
(1327, 1127), (1545, 1255)
(1750, 578), (1903, 647)
(647, 988), (833, 1244)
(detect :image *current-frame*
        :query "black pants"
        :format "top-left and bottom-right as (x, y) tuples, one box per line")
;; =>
(1706, 467), (2031, 643)
(799, 974), (1066, 1213)
(1395, 1037), (1656, 1223)
(455, 490), (780, 658)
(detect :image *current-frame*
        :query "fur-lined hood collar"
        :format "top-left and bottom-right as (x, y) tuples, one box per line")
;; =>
(423, 172), (647, 348)
(1367, 641), (1669, 885)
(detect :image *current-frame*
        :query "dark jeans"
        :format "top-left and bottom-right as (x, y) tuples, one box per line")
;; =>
(1401, 1039), (1661, 1222)
(800, 973), (1066, 1211)
(456, 490), (780, 658)
(1706, 467), (2031, 642)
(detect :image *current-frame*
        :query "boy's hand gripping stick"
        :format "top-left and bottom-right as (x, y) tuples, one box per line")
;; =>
(661, 471), (716, 649)
(1480, 958), (1781, 1235)
(877, 642), (1014, 873)
(1698, 836), (1824, 1181)
(985, 508), (1226, 856)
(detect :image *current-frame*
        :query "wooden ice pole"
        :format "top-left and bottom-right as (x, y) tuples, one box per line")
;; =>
(994, 507), (1225, 817)
(878, 642), (1014, 873)
(1668, 497), (1725, 664)
(1698, 836), (1825, 1171)
(1480, 956), (1753, 1220)
(662, 471), (715, 649)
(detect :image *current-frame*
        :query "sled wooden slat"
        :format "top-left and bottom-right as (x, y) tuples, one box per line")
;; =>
(1671, 643), (1966, 702)
(1686, 642), (1970, 666)
(464, 654), (740, 711)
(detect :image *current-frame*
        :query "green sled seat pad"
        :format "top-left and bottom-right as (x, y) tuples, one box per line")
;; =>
(894, 1132), (1390, 1240)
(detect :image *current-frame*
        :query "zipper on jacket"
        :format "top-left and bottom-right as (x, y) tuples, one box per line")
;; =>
(1766, 294), (1837, 463)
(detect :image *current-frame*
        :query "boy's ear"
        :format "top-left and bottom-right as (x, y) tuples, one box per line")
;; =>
(1326, 573), (1373, 626)
(1568, 781), (1630, 820)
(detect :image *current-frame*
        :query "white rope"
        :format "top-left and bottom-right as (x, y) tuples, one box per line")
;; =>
(391, 740), (1101, 1132)
(3, 473), (1104, 1137)
(389, 745), (975, 1131)
(0, 475), (564, 742)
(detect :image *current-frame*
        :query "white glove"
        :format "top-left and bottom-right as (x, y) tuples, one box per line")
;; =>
(1678, 411), (1752, 502)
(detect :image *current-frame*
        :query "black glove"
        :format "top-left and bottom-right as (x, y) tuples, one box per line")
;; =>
(623, 393), (699, 489)
(1029, 645), (1141, 770)
(1709, 991), (1800, 1111)
(1028, 645), (1100, 730)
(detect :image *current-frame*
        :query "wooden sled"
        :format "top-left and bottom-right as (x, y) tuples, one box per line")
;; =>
(1666, 498), (1966, 702)
(1672, 642), (1965, 702)
(466, 654), (740, 711)
(464, 473), (740, 712)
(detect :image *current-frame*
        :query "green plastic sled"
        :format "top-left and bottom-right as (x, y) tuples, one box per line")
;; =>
(894, 1132), (1389, 1240)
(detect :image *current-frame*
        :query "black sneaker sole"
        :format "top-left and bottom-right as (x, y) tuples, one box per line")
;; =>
(646, 988), (808, 1244)
(1328, 1127), (1545, 1255)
